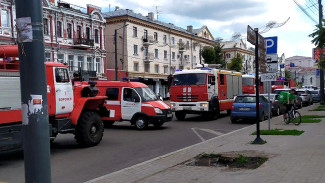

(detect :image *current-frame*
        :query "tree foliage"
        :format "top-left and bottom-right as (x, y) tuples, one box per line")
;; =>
(309, 24), (325, 48)
(202, 46), (216, 64)
(285, 70), (291, 79)
(228, 56), (243, 72)
(214, 41), (226, 68)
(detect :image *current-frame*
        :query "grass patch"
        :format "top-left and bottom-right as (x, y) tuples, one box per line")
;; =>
(302, 115), (325, 118)
(235, 154), (249, 164)
(251, 129), (304, 136)
(301, 118), (321, 123)
(310, 105), (325, 111)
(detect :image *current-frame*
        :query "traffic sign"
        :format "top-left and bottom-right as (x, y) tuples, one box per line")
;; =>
(265, 37), (278, 54)
(266, 63), (278, 73)
(261, 73), (277, 82)
(266, 54), (278, 62)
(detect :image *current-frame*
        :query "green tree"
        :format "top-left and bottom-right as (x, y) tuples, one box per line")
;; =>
(285, 70), (291, 79)
(201, 46), (216, 64)
(228, 56), (243, 72)
(214, 41), (226, 68)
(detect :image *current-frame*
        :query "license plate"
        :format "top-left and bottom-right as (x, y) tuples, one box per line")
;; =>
(183, 107), (191, 110)
(239, 107), (250, 111)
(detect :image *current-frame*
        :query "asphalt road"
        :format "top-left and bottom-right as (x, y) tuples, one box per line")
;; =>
(0, 112), (251, 183)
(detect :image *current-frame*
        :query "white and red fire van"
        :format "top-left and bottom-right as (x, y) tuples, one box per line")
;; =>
(95, 81), (173, 130)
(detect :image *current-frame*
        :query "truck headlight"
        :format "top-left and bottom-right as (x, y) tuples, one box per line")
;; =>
(154, 108), (163, 114)
(171, 103), (176, 107)
(200, 103), (208, 108)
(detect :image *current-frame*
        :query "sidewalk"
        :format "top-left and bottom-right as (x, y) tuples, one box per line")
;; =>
(87, 104), (325, 183)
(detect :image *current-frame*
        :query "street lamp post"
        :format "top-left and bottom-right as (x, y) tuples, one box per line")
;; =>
(114, 24), (128, 81)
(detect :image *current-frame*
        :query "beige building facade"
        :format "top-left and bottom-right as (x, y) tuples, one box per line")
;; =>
(103, 9), (215, 98)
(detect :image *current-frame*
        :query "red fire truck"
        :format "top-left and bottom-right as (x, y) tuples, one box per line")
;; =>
(242, 74), (265, 94)
(94, 81), (173, 130)
(170, 67), (242, 120)
(271, 78), (296, 92)
(0, 47), (107, 151)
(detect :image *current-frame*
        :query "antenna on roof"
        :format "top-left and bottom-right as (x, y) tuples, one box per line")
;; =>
(154, 6), (161, 20)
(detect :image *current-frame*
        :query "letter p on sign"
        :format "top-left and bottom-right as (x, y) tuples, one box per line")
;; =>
(265, 36), (277, 54)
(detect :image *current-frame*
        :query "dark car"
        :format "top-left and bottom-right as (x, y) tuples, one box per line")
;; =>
(273, 89), (303, 108)
(230, 95), (271, 123)
(261, 94), (286, 116)
(311, 90), (320, 103)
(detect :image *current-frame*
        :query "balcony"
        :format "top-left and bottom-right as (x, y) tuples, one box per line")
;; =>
(144, 53), (154, 62)
(73, 38), (94, 48)
(143, 35), (154, 46)
(178, 42), (186, 53)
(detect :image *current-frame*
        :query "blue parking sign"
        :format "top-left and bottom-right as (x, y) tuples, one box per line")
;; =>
(265, 37), (278, 54)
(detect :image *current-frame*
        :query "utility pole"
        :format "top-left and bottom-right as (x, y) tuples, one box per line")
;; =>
(15, 0), (51, 182)
(114, 29), (118, 81)
(199, 45), (202, 64)
(318, 0), (324, 104)
(253, 28), (264, 144)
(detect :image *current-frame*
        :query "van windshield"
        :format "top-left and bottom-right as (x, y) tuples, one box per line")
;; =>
(135, 87), (158, 101)
(173, 73), (206, 86)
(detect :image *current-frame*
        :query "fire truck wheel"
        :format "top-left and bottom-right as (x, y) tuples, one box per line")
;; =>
(134, 116), (148, 130)
(104, 121), (115, 128)
(75, 111), (104, 147)
(175, 112), (186, 120)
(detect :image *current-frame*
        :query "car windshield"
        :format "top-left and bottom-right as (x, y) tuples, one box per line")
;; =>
(243, 78), (254, 85)
(173, 73), (206, 86)
(235, 96), (263, 103)
(135, 87), (158, 101)
(272, 81), (283, 85)
(261, 95), (275, 101)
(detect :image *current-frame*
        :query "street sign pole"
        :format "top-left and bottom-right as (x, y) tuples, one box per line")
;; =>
(268, 81), (271, 130)
(15, 0), (51, 182)
(253, 28), (265, 144)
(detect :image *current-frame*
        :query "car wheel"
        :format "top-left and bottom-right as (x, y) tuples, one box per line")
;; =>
(175, 111), (186, 120)
(134, 116), (148, 130)
(276, 107), (281, 116)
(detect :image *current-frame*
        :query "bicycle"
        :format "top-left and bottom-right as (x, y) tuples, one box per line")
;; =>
(284, 104), (301, 125)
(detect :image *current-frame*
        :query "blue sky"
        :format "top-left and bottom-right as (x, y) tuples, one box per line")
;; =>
(65, 0), (318, 58)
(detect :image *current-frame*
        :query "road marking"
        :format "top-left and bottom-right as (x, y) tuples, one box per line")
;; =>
(191, 128), (224, 142)
(86, 124), (255, 183)
(191, 128), (205, 142)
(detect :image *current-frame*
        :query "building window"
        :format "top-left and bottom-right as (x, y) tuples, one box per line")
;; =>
(163, 35), (167, 44)
(193, 56), (196, 64)
(144, 29), (148, 39)
(96, 58), (100, 73)
(86, 27), (90, 40)
(179, 39), (182, 43)
(164, 50), (167, 59)
(94, 29), (99, 43)
(67, 23), (72, 39)
(172, 37), (175, 45)
(78, 56), (84, 69)
(134, 45), (138, 55)
(43, 19), (49, 35)
(172, 52), (176, 60)
(154, 32), (158, 42)
(134, 62), (139, 72)
(1, 10), (9, 27)
(45, 52), (51, 61)
(57, 54), (64, 63)
(87, 57), (93, 71)
(186, 41), (190, 49)
(171, 67), (175, 74)
(57, 21), (62, 37)
(144, 47), (149, 58)
(133, 26), (137, 37)
(226, 53), (231, 58)
(155, 65), (159, 73)
(155, 49), (158, 58)
(77, 25), (82, 38)
(164, 66), (168, 74)
(68, 55), (74, 71)
(145, 63), (150, 73)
